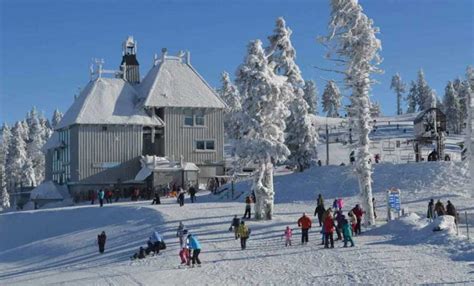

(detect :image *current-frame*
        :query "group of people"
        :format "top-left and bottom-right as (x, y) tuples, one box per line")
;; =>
(176, 222), (202, 267)
(427, 199), (459, 224)
(130, 231), (167, 260)
(229, 216), (251, 250)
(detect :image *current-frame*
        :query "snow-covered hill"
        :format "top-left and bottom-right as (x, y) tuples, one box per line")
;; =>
(0, 162), (472, 285)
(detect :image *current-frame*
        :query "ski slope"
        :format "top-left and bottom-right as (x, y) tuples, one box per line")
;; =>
(0, 162), (473, 285)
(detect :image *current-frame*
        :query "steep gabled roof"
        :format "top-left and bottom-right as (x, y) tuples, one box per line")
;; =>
(139, 57), (226, 109)
(56, 78), (164, 129)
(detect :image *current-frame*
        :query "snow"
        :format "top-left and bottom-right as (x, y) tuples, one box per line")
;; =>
(56, 78), (164, 130)
(0, 160), (472, 285)
(30, 181), (69, 201)
(140, 56), (226, 109)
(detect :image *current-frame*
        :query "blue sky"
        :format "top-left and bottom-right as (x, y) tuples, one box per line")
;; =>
(1, 0), (473, 124)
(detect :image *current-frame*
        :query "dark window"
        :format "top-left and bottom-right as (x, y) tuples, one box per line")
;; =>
(102, 126), (108, 131)
(195, 112), (205, 126)
(206, 140), (215, 150)
(184, 110), (194, 126)
(196, 141), (205, 150)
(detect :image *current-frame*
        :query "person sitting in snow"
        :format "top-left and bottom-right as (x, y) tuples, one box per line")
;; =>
(283, 226), (293, 247)
(132, 247), (146, 260)
(147, 231), (165, 255)
(434, 200), (446, 217)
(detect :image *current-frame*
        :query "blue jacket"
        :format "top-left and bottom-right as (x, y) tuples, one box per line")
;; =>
(98, 190), (105, 199)
(187, 235), (201, 250)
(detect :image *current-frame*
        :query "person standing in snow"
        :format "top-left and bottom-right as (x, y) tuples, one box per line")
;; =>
(317, 194), (324, 208)
(332, 199), (338, 211)
(176, 222), (187, 246)
(89, 189), (96, 205)
(98, 189), (105, 207)
(427, 199), (435, 221)
(446, 200), (458, 225)
(334, 210), (345, 241)
(243, 196), (252, 219)
(351, 204), (364, 235)
(337, 198), (344, 211)
(342, 216), (355, 247)
(189, 185), (197, 203)
(350, 150), (355, 165)
(434, 200), (446, 217)
(237, 221), (251, 250)
(372, 197), (377, 219)
(314, 203), (326, 227)
(348, 211), (357, 234)
(283, 226), (293, 247)
(230, 215), (241, 239)
(297, 213), (312, 244)
(97, 231), (107, 254)
(179, 229), (190, 265)
(187, 234), (202, 267)
(178, 188), (185, 207)
(323, 209), (335, 248)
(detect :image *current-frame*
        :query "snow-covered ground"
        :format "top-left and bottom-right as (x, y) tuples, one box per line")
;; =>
(1, 161), (473, 285)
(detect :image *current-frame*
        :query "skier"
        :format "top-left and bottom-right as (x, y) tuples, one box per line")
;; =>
(237, 221), (251, 250)
(434, 200), (446, 217)
(229, 215), (241, 239)
(297, 213), (312, 244)
(283, 226), (293, 247)
(243, 196), (252, 219)
(178, 188), (185, 207)
(98, 189), (105, 207)
(189, 185), (197, 203)
(97, 231), (106, 254)
(342, 216), (355, 247)
(187, 234), (202, 267)
(176, 222), (187, 247)
(351, 204), (364, 235)
(314, 203), (326, 227)
(427, 199), (435, 221)
(446, 200), (458, 225)
(323, 209), (335, 248)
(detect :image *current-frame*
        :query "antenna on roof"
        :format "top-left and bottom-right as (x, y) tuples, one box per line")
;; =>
(95, 58), (105, 78)
(161, 48), (168, 61)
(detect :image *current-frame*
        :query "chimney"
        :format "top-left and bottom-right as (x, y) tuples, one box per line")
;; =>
(161, 48), (168, 62)
(185, 51), (191, 65)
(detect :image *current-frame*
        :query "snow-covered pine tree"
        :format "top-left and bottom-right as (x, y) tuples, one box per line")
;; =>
(321, 0), (382, 225)
(22, 157), (36, 187)
(267, 17), (318, 172)
(303, 80), (318, 115)
(416, 69), (434, 111)
(0, 164), (9, 209)
(322, 80), (342, 117)
(444, 81), (461, 134)
(465, 66), (474, 191)
(454, 79), (470, 133)
(218, 71), (242, 140)
(40, 115), (53, 142)
(6, 122), (28, 192)
(0, 123), (11, 165)
(51, 109), (63, 129)
(406, 80), (418, 113)
(235, 39), (291, 220)
(26, 114), (45, 185)
(390, 73), (406, 115)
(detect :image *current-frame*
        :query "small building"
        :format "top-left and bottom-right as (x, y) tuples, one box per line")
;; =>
(413, 108), (447, 162)
(42, 36), (226, 198)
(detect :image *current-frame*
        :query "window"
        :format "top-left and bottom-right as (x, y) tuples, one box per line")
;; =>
(53, 129), (71, 184)
(184, 110), (194, 126)
(195, 111), (205, 126)
(196, 140), (215, 151)
(183, 109), (205, 126)
(102, 126), (108, 131)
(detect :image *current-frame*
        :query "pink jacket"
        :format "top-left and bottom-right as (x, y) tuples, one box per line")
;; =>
(284, 228), (293, 239)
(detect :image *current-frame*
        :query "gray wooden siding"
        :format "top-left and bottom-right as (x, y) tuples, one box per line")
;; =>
(76, 125), (143, 183)
(45, 150), (53, 181)
(70, 126), (79, 182)
(163, 107), (224, 165)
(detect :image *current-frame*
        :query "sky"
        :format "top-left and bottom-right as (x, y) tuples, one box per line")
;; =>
(0, 0), (473, 124)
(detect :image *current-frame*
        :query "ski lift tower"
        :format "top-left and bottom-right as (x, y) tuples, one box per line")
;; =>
(413, 108), (447, 162)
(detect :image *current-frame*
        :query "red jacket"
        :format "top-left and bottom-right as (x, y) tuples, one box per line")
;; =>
(297, 215), (312, 229)
(352, 207), (364, 219)
(324, 216), (335, 233)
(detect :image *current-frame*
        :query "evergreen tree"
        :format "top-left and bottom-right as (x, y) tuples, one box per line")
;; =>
(416, 69), (434, 111)
(0, 164), (9, 209)
(6, 122), (27, 192)
(321, 0), (382, 225)
(218, 71), (242, 141)
(235, 39), (291, 220)
(390, 73), (406, 115)
(26, 114), (45, 185)
(0, 124), (11, 208)
(22, 157), (36, 187)
(303, 80), (318, 115)
(454, 79), (470, 132)
(322, 80), (342, 117)
(444, 81), (461, 134)
(51, 109), (63, 129)
(464, 66), (474, 190)
(406, 80), (418, 113)
(267, 17), (318, 172)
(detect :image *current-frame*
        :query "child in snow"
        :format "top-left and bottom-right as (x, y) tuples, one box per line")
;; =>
(283, 226), (293, 247)
(187, 234), (202, 267)
(230, 215), (241, 239)
(97, 231), (106, 254)
(132, 247), (146, 260)
(342, 217), (355, 247)
(176, 222), (187, 246)
(348, 211), (357, 235)
(179, 230), (190, 265)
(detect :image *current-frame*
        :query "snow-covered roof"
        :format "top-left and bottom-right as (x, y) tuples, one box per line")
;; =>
(139, 57), (226, 109)
(42, 132), (61, 152)
(30, 181), (68, 201)
(56, 78), (164, 129)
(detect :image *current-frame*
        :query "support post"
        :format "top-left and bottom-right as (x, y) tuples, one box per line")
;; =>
(326, 124), (329, 165)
